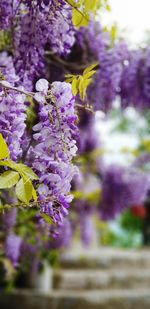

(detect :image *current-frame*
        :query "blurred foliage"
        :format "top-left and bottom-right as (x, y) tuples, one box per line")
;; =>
(99, 209), (143, 248)
(0, 31), (11, 51)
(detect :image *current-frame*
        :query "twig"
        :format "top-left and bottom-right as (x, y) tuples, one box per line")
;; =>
(0, 81), (34, 97)
(45, 51), (90, 71)
(75, 103), (94, 113)
(65, 0), (89, 25)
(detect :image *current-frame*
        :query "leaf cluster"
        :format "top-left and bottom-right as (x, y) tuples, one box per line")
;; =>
(65, 63), (98, 100)
(0, 134), (38, 205)
(66, 0), (110, 28)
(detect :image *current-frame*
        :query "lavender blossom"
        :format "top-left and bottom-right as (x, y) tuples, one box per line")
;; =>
(99, 165), (149, 220)
(120, 48), (150, 110)
(5, 233), (22, 267)
(3, 208), (17, 231)
(0, 53), (27, 161)
(14, 8), (47, 90)
(46, 1), (75, 55)
(88, 45), (124, 112)
(30, 79), (78, 224)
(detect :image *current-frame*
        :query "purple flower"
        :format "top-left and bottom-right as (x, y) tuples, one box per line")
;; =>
(29, 80), (78, 224)
(99, 165), (149, 220)
(14, 8), (47, 90)
(46, 1), (75, 55)
(120, 48), (150, 110)
(80, 214), (95, 246)
(3, 208), (17, 231)
(0, 0), (20, 30)
(5, 233), (22, 267)
(0, 53), (27, 161)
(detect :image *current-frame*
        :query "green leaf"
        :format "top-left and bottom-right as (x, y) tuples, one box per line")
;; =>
(0, 160), (38, 180)
(83, 63), (98, 75)
(41, 213), (53, 225)
(72, 8), (88, 28)
(65, 63), (97, 100)
(84, 0), (100, 13)
(0, 159), (17, 169)
(16, 164), (39, 180)
(16, 178), (33, 204)
(72, 190), (85, 199)
(78, 76), (85, 100)
(83, 77), (92, 89)
(72, 77), (78, 95)
(0, 134), (9, 160)
(110, 25), (117, 41)
(32, 186), (37, 202)
(65, 74), (74, 79)
(0, 171), (20, 189)
(83, 70), (96, 79)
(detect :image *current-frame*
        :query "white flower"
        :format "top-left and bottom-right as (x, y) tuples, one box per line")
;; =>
(35, 79), (49, 93)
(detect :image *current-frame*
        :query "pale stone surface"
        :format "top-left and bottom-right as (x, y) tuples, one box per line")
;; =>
(1, 289), (150, 309)
(53, 269), (150, 290)
(60, 247), (150, 269)
(1, 248), (150, 308)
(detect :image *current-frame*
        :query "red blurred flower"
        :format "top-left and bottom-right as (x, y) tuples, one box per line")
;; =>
(131, 205), (146, 218)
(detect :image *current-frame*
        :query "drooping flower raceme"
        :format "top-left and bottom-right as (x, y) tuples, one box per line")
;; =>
(0, 0), (19, 30)
(30, 79), (78, 224)
(46, 1), (75, 55)
(0, 53), (27, 161)
(3, 208), (17, 231)
(13, 0), (75, 90)
(5, 233), (22, 267)
(119, 48), (150, 110)
(99, 165), (149, 220)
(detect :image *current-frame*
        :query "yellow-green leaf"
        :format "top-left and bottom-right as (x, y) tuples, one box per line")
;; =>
(0, 160), (38, 180)
(16, 178), (33, 204)
(0, 171), (20, 189)
(78, 75), (84, 99)
(83, 78), (92, 89)
(83, 70), (96, 79)
(110, 25), (117, 41)
(65, 74), (74, 79)
(16, 164), (39, 180)
(0, 159), (15, 169)
(32, 186), (37, 202)
(72, 77), (79, 95)
(0, 134), (9, 160)
(41, 213), (53, 225)
(83, 63), (98, 75)
(72, 8), (88, 28)
(84, 0), (100, 13)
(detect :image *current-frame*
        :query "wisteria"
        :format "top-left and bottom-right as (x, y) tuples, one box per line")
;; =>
(5, 233), (22, 267)
(119, 48), (150, 110)
(30, 79), (78, 223)
(0, 0), (150, 278)
(0, 53), (27, 161)
(99, 165), (149, 220)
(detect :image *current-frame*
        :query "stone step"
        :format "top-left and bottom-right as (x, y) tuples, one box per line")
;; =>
(60, 247), (150, 270)
(53, 269), (150, 290)
(1, 289), (150, 309)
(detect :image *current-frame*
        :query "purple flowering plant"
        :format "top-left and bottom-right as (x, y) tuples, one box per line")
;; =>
(0, 0), (150, 273)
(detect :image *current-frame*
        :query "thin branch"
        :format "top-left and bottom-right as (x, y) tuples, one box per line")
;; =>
(45, 51), (90, 71)
(65, 0), (89, 24)
(0, 81), (34, 97)
(75, 103), (94, 113)
(0, 202), (38, 211)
